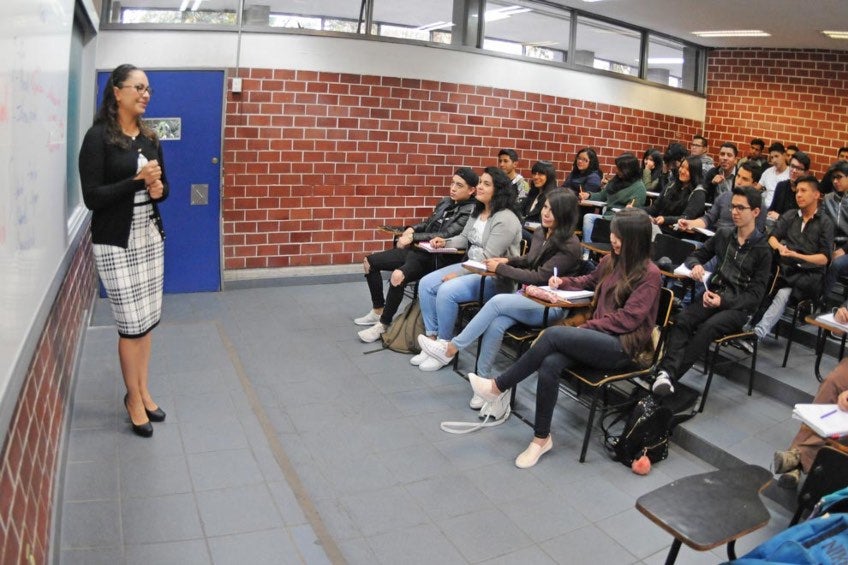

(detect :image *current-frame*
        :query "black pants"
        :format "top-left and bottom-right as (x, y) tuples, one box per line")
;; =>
(658, 300), (747, 381)
(365, 248), (440, 325)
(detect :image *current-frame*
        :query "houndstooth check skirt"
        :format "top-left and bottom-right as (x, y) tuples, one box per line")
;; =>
(93, 191), (164, 338)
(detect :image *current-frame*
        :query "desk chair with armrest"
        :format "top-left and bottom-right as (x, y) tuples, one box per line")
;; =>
(790, 445), (848, 526)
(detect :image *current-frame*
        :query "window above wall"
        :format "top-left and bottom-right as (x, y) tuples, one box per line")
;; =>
(102, 0), (707, 94)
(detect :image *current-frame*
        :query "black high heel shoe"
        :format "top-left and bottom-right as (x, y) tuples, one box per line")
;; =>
(145, 405), (166, 422)
(124, 394), (153, 438)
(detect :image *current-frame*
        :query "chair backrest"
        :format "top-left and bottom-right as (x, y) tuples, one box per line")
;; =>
(790, 446), (848, 525)
(592, 218), (611, 244)
(652, 234), (695, 267)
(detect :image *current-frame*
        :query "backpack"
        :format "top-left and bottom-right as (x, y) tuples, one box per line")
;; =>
(602, 392), (673, 466)
(381, 299), (425, 354)
(730, 513), (848, 565)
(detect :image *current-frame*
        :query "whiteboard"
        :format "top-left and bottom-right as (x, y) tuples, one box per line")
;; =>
(0, 1), (75, 418)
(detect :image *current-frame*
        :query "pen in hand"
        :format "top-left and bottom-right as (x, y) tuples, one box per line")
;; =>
(821, 408), (839, 419)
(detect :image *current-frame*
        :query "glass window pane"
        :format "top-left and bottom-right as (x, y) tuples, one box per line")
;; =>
(373, 0), (454, 43)
(482, 1), (569, 62)
(257, 1), (368, 32)
(575, 16), (640, 77)
(648, 34), (698, 90)
(112, 0), (238, 25)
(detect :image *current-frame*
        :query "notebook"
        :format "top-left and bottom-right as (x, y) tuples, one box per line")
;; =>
(537, 287), (594, 304)
(792, 404), (848, 438)
(418, 242), (461, 254)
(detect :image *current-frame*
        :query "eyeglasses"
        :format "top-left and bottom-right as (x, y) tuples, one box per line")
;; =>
(120, 84), (153, 95)
(789, 164), (806, 171)
(730, 204), (752, 212)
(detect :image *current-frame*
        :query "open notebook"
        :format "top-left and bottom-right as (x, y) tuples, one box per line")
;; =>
(792, 404), (848, 438)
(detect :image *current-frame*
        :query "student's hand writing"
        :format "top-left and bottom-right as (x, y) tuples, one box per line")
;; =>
(548, 275), (562, 289)
(676, 219), (692, 232)
(702, 289), (721, 309)
(484, 258), (507, 272)
(835, 306), (848, 325)
(430, 237), (445, 248)
(838, 390), (848, 412)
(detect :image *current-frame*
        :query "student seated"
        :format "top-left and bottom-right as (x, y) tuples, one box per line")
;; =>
(773, 339), (848, 488)
(468, 209), (661, 468)
(824, 161), (848, 296)
(355, 168), (478, 342)
(498, 148), (530, 204)
(414, 189), (583, 378)
(416, 167), (523, 367)
(766, 151), (811, 224)
(580, 153), (647, 243)
(642, 155), (706, 238)
(562, 148), (602, 195)
(520, 161), (559, 236)
(641, 149), (663, 193)
(751, 176), (833, 341)
(652, 187), (773, 396)
(703, 142), (739, 202)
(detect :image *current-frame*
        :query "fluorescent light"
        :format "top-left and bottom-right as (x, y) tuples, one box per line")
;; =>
(823, 30), (848, 39)
(692, 30), (770, 38)
(648, 57), (684, 65)
(191, 0), (203, 11)
(416, 21), (454, 32)
(484, 6), (532, 23)
(179, 0), (190, 11)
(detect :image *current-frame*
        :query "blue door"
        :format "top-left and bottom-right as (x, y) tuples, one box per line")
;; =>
(96, 70), (224, 293)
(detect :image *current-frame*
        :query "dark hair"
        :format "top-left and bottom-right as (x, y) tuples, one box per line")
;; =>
(828, 160), (848, 177)
(614, 153), (642, 184)
(534, 189), (579, 266)
(719, 142), (738, 156)
(531, 160), (559, 192)
(645, 150), (664, 183)
(681, 155), (705, 188)
(795, 175), (820, 192)
(731, 185), (763, 210)
(454, 167), (479, 188)
(787, 144), (800, 153)
(839, 146), (848, 156)
(790, 150), (811, 171)
(693, 134), (708, 147)
(768, 142), (786, 154)
(477, 166), (518, 217)
(751, 138), (765, 150)
(739, 160), (764, 183)
(94, 63), (157, 149)
(498, 149), (519, 162)
(603, 208), (652, 308)
(570, 148), (601, 178)
(663, 142), (689, 165)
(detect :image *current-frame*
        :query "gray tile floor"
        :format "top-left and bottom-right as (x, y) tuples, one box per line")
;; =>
(57, 280), (819, 564)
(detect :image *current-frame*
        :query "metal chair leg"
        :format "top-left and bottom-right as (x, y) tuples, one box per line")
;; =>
(580, 390), (601, 463)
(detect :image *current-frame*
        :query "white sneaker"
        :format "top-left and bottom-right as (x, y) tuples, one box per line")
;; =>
(420, 337), (454, 365)
(468, 373), (499, 403)
(410, 351), (430, 365)
(515, 436), (553, 469)
(419, 355), (449, 371)
(480, 390), (510, 420)
(651, 371), (675, 396)
(358, 322), (386, 343)
(469, 393), (485, 410)
(354, 310), (381, 326)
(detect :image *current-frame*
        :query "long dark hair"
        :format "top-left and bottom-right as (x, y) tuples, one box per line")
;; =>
(475, 166), (518, 218)
(598, 208), (652, 307)
(645, 150), (664, 184)
(532, 189), (579, 268)
(681, 155), (705, 189)
(94, 63), (157, 149)
(606, 153), (642, 194)
(531, 160), (559, 193)
(570, 148), (601, 178)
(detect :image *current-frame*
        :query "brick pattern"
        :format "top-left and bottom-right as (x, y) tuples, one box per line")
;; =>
(706, 48), (848, 178)
(222, 68), (703, 269)
(0, 233), (96, 565)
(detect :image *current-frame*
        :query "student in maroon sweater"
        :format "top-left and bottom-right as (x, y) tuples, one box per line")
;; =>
(469, 208), (662, 468)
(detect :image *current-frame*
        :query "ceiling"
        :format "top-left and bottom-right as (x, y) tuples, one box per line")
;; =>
(548, 0), (848, 51)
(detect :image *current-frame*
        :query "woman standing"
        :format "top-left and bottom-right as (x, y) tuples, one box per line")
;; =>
(416, 167), (523, 369)
(79, 64), (168, 437)
(416, 190), (583, 385)
(469, 209), (660, 468)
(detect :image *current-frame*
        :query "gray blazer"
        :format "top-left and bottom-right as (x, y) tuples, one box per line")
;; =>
(445, 209), (522, 263)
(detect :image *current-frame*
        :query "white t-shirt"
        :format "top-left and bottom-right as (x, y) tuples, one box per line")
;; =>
(759, 166), (790, 208)
(466, 217), (488, 261)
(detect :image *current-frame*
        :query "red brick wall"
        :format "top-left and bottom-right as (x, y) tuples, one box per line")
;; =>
(222, 68), (703, 270)
(0, 232), (96, 565)
(705, 48), (848, 177)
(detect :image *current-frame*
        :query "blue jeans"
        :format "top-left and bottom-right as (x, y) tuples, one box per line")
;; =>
(451, 293), (565, 377)
(418, 264), (497, 340)
(582, 212), (602, 243)
(495, 326), (630, 438)
(826, 253), (848, 296)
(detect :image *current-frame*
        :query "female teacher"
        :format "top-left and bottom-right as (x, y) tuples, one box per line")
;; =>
(79, 64), (168, 437)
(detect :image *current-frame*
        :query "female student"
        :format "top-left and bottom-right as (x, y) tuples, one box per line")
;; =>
(79, 64), (168, 437)
(643, 155), (707, 235)
(414, 189), (583, 380)
(581, 153), (647, 243)
(520, 160), (559, 224)
(416, 167), (523, 370)
(641, 149), (664, 193)
(562, 148), (602, 195)
(468, 209), (661, 468)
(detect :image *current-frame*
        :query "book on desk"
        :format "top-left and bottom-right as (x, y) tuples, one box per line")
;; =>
(792, 404), (848, 438)
(815, 312), (848, 333)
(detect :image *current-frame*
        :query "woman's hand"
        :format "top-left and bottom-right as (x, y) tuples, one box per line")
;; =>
(397, 231), (414, 248)
(654, 216), (665, 225)
(838, 390), (848, 412)
(430, 237), (445, 249)
(835, 306), (848, 325)
(484, 258), (507, 272)
(548, 275), (562, 289)
(135, 159), (161, 185)
(147, 179), (164, 199)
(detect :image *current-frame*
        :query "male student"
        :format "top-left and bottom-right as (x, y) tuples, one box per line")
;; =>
(497, 148), (530, 203)
(739, 138), (768, 170)
(766, 151), (812, 222)
(750, 176), (833, 342)
(823, 161), (848, 296)
(652, 186), (773, 396)
(355, 167), (478, 342)
(704, 142), (738, 202)
(676, 161), (765, 235)
(690, 134), (714, 173)
(758, 142), (790, 208)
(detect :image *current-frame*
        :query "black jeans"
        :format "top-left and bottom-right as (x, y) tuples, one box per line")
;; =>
(495, 326), (631, 439)
(658, 300), (747, 381)
(365, 248), (439, 325)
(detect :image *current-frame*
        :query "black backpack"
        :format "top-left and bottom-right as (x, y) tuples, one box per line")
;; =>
(603, 393), (673, 466)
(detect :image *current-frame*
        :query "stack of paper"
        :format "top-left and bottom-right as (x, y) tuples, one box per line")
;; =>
(538, 287), (594, 303)
(816, 312), (848, 333)
(792, 404), (848, 438)
(461, 260), (488, 272)
(418, 242), (460, 254)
